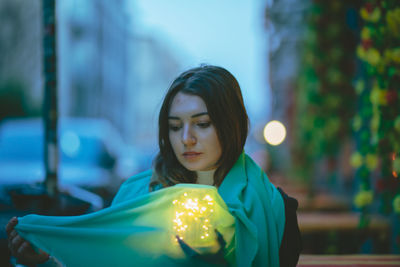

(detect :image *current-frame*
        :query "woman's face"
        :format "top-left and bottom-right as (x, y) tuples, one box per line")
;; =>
(168, 92), (222, 172)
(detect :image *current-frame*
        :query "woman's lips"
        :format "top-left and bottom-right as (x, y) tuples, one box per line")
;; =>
(182, 152), (202, 160)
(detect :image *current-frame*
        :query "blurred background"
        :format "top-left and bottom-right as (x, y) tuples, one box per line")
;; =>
(0, 0), (399, 265)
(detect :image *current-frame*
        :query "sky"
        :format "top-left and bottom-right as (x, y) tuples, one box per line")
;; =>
(128, 0), (272, 125)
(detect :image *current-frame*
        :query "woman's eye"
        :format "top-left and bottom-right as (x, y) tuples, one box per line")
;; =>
(169, 125), (181, 131)
(197, 122), (211, 128)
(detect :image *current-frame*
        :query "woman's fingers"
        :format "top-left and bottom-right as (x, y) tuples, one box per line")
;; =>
(7, 229), (17, 244)
(215, 229), (226, 249)
(5, 217), (50, 265)
(8, 230), (22, 253)
(176, 235), (199, 257)
(5, 217), (18, 235)
(176, 232), (229, 266)
(6, 217), (21, 254)
(17, 241), (31, 255)
(11, 233), (25, 253)
(15, 241), (49, 265)
(176, 230), (226, 257)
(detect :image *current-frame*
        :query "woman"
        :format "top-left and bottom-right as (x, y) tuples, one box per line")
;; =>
(7, 65), (301, 266)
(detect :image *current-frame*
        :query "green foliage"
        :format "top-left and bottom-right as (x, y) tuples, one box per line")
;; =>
(0, 79), (40, 121)
(354, 0), (400, 216)
(293, 1), (359, 180)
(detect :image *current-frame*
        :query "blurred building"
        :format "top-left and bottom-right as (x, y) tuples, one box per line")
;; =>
(58, 0), (183, 157)
(127, 33), (181, 153)
(0, 0), (42, 118)
(58, 0), (129, 138)
(265, 0), (310, 172)
(0, 0), (183, 166)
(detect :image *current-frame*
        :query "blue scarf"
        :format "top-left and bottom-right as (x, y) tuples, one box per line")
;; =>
(16, 153), (285, 266)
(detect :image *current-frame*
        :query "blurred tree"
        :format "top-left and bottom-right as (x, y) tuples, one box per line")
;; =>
(0, 80), (28, 120)
(352, 2), (400, 250)
(292, 1), (361, 193)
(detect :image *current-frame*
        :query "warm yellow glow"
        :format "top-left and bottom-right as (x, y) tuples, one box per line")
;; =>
(172, 192), (215, 245)
(263, 120), (286, 146)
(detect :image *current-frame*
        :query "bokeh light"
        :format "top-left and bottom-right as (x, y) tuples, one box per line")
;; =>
(263, 120), (286, 146)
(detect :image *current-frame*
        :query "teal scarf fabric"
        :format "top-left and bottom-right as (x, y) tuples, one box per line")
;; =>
(16, 185), (235, 267)
(218, 153), (285, 266)
(16, 153), (285, 266)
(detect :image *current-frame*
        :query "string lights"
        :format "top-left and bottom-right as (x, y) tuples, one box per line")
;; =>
(172, 192), (216, 247)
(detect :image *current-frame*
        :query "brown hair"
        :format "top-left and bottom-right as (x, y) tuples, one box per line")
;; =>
(151, 65), (248, 189)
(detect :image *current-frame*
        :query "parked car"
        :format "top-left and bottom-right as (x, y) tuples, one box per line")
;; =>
(0, 117), (148, 265)
(0, 117), (141, 206)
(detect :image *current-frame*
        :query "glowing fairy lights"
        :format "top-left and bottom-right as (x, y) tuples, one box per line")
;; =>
(172, 193), (215, 245)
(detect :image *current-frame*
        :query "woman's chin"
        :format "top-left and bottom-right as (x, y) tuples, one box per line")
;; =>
(180, 162), (204, 172)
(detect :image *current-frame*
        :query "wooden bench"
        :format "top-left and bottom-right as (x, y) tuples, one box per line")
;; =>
(297, 254), (400, 266)
(269, 175), (350, 212)
(296, 193), (350, 212)
(298, 212), (390, 233)
(298, 212), (392, 254)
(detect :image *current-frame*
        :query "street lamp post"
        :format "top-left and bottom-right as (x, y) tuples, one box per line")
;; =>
(5, 0), (100, 220)
(42, 0), (59, 196)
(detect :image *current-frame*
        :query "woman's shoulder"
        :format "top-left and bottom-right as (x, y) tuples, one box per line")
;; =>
(121, 169), (153, 186)
(111, 169), (153, 205)
(243, 153), (286, 222)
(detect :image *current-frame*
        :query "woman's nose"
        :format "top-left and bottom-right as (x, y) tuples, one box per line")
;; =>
(181, 125), (196, 146)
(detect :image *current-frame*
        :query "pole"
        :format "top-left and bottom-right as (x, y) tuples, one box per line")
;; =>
(42, 0), (58, 196)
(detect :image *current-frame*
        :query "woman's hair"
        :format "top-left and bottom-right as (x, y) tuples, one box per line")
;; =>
(151, 65), (249, 189)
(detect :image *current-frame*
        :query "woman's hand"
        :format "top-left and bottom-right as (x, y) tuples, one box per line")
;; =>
(176, 229), (229, 266)
(6, 217), (49, 266)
